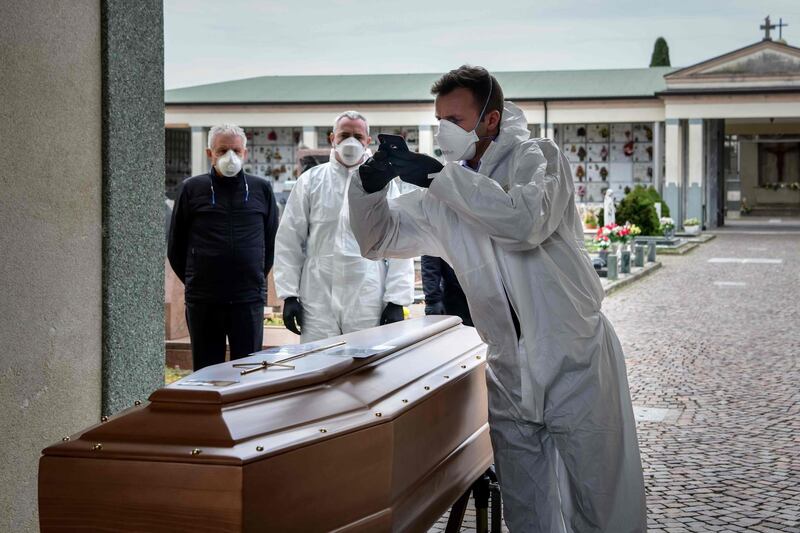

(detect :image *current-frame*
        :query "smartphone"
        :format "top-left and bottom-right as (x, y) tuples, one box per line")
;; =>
(378, 133), (410, 153)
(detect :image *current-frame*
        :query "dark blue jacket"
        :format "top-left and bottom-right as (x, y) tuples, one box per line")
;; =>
(420, 255), (473, 327)
(168, 169), (279, 304)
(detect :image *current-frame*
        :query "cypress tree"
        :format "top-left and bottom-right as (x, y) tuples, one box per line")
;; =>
(650, 37), (671, 67)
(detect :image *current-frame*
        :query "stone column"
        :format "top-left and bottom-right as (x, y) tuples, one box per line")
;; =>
(664, 119), (683, 223)
(705, 119), (725, 228)
(1, 4), (103, 531)
(686, 119), (705, 225)
(418, 125), (434, 155)
(302, 126), (318, 149)
(652, 121), (663, 194)
(1, 3), (163, 528)
(191, 126), (209, 176)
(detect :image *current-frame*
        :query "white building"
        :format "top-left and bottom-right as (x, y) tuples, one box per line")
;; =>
(166, 35), (800, 228)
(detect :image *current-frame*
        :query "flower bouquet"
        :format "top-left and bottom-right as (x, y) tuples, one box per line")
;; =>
(660, 217), (675, 238)
(683, 218), (701, 235)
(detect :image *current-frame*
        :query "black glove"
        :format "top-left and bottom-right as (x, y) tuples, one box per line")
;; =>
(359, 151), (396, 193)
(379, 302), (405, 325)
(425, 300), (446, 315)
(385, 149), (444, 188)
(282, 297), (303, 335)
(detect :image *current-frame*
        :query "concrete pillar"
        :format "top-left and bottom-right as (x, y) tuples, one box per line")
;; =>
(191, 126), (209, 176)
(686, 119), (705, 225)
(664, 119), (683, 223)
(418, 125), (434, 155)
(0, 2), (164, 529)
(705, 119), (725, 228)
(652, 121), (663, 194)
(1, 4), (103, 531)
(302, 126), (318, 149)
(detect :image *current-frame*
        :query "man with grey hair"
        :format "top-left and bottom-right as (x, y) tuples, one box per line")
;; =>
(168, 124), (279, 370)
(273, 111), (414, 341)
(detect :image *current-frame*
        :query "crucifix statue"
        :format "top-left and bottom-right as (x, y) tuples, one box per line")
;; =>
(761, 15), (777, 41)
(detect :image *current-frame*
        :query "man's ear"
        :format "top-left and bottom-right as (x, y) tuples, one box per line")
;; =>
(487, 109), (502, 135)
(206, 148), (213, 160)
(365, 135), (372, 147)
(329, 132), (335, 146)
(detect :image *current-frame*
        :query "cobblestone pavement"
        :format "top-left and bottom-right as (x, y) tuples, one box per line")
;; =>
(432, 231), (800, 532)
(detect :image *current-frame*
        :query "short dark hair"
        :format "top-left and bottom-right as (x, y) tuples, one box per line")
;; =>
(431, 65), (504, 120)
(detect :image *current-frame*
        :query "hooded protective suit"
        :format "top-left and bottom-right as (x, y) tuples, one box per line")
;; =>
(274, 150), (415, 343)
(348, 103), (646, 532)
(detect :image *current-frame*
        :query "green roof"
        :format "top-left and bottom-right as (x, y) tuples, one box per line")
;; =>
(165, 67), (678, 105)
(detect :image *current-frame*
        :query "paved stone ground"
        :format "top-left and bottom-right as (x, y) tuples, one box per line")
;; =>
(432, 230), (800, 532)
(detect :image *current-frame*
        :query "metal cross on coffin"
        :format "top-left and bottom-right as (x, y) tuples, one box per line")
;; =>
(232, 340), (347, 375)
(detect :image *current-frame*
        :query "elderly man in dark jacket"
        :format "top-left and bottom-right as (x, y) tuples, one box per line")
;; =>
(168, 124), (279, 370)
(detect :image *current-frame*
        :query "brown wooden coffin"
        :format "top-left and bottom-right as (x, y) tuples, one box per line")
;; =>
(39, 316), (492, 532)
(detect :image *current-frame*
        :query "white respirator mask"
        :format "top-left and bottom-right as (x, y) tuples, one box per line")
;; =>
(216, 149), (243, 177)
(334, 137), (366, 167)
(434, 76), (494, 162)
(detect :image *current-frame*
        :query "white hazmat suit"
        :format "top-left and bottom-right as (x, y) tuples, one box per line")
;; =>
(274, 151), (415, 343)
(348, 103), (646, 532)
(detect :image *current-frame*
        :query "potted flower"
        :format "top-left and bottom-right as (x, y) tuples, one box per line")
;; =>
(683, 218), (701, 235)
(593, 232), (611, 264)
(625, 223), (642, 243)
(584, 210), (598, 230)
(660, 217), (675, 238)
(595, 222), (626, 256)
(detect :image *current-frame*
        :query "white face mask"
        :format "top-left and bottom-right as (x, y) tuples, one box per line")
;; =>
(434, 76), (494, 162)
(435, 120), (481, 162)
(216, 149), (243, 177)
(334, 137), (366, 167)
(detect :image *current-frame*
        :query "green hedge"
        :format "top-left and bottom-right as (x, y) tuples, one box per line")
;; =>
(596, 186), (667, 233)
(615, 186), (664, 236)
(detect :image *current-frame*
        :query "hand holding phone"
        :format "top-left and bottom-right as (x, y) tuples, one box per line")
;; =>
(378, 134), (410, 153)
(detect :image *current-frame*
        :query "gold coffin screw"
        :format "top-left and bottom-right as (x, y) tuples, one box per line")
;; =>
(92, 443), (103, 451)
(191, 448), (202, 456)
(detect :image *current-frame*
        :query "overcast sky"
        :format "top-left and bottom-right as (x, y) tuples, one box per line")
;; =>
(164, 0), (800, 89)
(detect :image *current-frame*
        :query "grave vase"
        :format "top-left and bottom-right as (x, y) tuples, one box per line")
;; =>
(620, 248), (631, 274)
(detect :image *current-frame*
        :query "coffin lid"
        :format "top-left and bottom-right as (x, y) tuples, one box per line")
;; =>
(150, 315), (462, 405)
(42, 316), (489, 464)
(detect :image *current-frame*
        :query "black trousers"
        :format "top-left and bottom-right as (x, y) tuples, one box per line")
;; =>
(185, 301), (264, 371)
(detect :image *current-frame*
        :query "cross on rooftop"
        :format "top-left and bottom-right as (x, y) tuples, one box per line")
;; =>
(777, 18), (788, 40)
(761, 15), (776, 41)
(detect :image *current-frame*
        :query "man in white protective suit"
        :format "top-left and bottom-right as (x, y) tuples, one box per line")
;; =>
(273, 111), (415, 342)
(348, 66), (647, 532)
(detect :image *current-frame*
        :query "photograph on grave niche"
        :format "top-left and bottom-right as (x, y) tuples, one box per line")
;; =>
(559, 122), (656, 204)
(243, 127), (301, 183)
